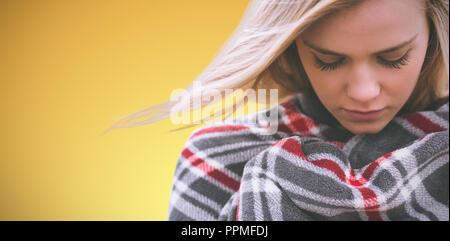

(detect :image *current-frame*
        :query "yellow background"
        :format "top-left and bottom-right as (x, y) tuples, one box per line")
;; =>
(0, 0), (250, 220)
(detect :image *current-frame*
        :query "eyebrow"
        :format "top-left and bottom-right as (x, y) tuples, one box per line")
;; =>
(302, 34), (418, 57)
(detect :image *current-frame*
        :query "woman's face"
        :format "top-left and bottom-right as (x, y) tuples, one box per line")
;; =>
(296, 0), (430, 134)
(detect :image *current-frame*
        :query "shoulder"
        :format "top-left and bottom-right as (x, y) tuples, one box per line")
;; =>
(183, 92), (321, 148)
(431, 96), (449, 111)
(188, 121), (254, 143)
(182, 119), (279, 164)
(177, 101), (301, 172)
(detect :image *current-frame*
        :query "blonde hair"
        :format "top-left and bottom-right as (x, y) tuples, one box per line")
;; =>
(101, 0), (449, 136)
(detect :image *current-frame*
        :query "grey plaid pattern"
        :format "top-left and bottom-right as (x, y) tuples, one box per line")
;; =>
(168, 93), (449, 221)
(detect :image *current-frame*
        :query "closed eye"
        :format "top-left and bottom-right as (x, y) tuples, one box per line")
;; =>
(312, 49), (412, 71)
(376, 49), (411, 69)
(312, 54), (345, 71)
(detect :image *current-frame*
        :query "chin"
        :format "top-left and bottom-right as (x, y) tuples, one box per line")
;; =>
(342, 122), (388, 135)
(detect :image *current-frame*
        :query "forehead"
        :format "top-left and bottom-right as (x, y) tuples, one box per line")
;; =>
(301, 0), (427, 53)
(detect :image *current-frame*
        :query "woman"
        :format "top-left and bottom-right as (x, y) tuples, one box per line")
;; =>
(106, 0), (449, 220)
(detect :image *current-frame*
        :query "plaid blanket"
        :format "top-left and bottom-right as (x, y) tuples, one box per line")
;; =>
(168, 92), (449, 221)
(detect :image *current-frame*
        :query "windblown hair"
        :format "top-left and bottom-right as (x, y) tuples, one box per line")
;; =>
(101, 0), (449, 136)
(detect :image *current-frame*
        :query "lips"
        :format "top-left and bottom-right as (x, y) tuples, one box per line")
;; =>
(344, 108), (385, 121)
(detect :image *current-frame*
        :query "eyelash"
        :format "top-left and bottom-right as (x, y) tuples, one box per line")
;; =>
(377, 51), (410, 69)
(313, 57), (345, 71)
(313, 50), (411, 71)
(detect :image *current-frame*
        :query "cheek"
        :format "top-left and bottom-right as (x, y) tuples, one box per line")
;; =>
(298, 50), (345, 102)
(383, 39), (429, 96)
(381, 54), (424, 98)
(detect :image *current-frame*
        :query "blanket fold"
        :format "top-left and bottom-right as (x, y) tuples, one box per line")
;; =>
(168, 93), (449, 221)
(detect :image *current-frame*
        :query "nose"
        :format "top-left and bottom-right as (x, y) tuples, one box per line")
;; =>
(346, 63), (381, 103)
